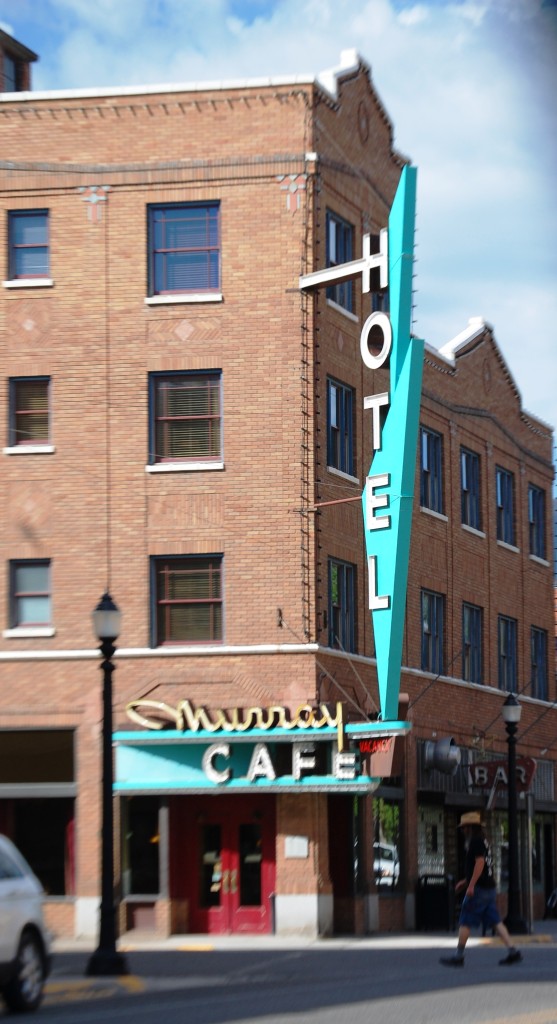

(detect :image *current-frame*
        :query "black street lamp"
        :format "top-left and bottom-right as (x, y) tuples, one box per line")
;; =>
(86, 593), (129, 976)
(501, 692), (528, 935)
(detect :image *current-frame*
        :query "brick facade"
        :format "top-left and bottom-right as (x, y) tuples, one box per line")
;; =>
(0, 51), (554, 939)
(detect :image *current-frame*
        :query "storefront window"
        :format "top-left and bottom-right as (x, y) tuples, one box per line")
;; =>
(0, 729), (75, 896)
(417, 805), (445, 876)
(122, 796), (160, 896)
(373, 797), (402, 890)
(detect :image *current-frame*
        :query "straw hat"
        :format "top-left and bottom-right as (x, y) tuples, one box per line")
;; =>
(458, 811), (482, 828)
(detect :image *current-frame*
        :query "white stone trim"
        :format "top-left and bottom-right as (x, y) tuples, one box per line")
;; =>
(2, 627), (56, 639)
(419, 506), (448, 523)
(273, 893), (333, 938)
(145, 461), (224, 473)
(3, 445), (55, 456)
(144, 292), (222, 306)
(326, 298), (359, 322)
(497, 540), (520, 554)
(461, 523), (485, 539)
(2, 279), (54, 288)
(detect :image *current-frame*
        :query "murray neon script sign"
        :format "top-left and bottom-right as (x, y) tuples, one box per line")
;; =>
(300, 166), (424, 720)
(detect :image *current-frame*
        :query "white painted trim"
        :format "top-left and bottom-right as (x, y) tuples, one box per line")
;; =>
(145, 461), (224, 473)
(461, 523), (485, 539)
(144, 292), (222, 306)
(3, 445), (55, 456)
(2, 279), (54, 289)
(2, 627), (55, 639)
(419, 506), (448, 523)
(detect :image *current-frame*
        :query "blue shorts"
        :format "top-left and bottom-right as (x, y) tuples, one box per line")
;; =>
(459, 887), (501, 930)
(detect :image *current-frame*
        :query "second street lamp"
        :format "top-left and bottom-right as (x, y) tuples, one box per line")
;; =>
(501, 692), (528, 935)
(86, 593), (129, 976)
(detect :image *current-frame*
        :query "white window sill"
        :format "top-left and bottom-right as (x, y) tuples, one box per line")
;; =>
(3, 627), (56, 639)
(3, 279), (54, 289)
(146, 461), (224, 473)
(497, 540), (520, 554)
(461, 523), (485, 539)
(420, 506), (448, 523)
(3, 445), (55, 456)
(145, 292), (223, 306)
(326, 298), (359, 323)
(327, 465), (360, 486)
(529, 554), (550, 568)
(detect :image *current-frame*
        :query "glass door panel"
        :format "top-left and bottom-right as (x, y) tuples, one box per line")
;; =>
(200, 824), (222, 908)
(239, 823), (262, 906)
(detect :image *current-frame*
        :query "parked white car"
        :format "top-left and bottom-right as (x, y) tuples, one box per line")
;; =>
(0, 834), (51, 1013)
(373, 841), (400, 887)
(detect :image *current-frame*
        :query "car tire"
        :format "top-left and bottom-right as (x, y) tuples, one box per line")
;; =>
(1, 929), (45, 1013)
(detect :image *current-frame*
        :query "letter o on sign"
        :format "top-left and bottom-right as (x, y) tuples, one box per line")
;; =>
(360, 312), (392, 370)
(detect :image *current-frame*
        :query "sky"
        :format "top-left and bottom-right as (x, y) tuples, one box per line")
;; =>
(1, 0), (556, 441)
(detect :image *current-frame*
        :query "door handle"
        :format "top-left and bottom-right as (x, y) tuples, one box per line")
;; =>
(222, 870), (229, 894)
(230, 869), (238, 894)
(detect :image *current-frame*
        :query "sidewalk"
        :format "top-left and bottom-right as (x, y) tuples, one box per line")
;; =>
(51, 914), (557, 955)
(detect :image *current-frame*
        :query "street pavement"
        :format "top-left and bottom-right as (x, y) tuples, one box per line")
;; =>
(42, 917), (557, 1008)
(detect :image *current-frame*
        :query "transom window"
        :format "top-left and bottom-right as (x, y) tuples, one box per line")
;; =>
(8, 210), (49, 279)
(531, 627), (547, 701)
(326, 210), (354, 312)
(327, 377), (354, 475)
(460, 447), (481, 530)
(496, 466), (515, 545)
(421, 589), (444, 674)
(328, 558), (356, 652)
(420, 427), (443, 514)
(148, 202), (220, 295)
(498, 615), (517, 692)
(9, 377), (50, 446)
(10, 560), (51, 628)
(149, 372), (222, 463)
(152, 556), (223, 645)
(528, 484), (546, 559)
(462, 602), (482, 684)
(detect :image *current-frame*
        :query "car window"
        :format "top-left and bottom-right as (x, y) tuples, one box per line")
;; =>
(0, 846), (24, 879)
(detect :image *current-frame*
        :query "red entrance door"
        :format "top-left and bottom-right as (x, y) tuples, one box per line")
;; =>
(172, 795), (275, 934)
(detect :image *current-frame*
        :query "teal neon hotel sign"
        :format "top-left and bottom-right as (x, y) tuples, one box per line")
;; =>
(300, 165), (424, 722)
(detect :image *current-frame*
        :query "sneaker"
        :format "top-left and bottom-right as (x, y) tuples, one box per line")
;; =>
(499, 950), (523, 965)
(440, 956), (464, 967)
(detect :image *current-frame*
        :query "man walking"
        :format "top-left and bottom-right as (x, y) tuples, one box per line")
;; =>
(440, 811), (523, 967)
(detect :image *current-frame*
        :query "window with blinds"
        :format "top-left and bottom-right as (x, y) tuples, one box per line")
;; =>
(152, 556), (223, 645)
(9, 377), (50, 446)
(148, 202), (220, 295)
(150, 372), (222, 463)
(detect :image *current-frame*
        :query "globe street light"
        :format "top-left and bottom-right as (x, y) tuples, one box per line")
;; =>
(501, 692), (528, 935)
(86, 593), (129, 976)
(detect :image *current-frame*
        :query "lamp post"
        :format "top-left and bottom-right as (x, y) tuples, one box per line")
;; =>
(501, 692), (528, 935)
(86, 593), (129, 976)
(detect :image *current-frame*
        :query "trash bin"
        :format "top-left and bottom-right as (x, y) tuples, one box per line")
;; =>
(415, 874), (455, 931)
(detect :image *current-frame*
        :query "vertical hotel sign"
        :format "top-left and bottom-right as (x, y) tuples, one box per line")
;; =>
(300, 166), (423, 721)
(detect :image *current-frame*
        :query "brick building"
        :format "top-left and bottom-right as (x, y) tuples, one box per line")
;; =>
(0, 46), (554, 940)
